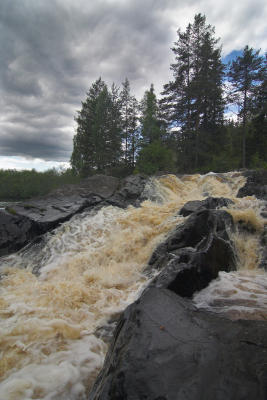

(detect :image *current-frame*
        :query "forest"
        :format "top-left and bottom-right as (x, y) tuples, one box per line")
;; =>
(1, 13), (266, 200)
(71, 13), (267, 176)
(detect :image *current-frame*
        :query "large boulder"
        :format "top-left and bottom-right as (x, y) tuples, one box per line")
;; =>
(107, 175), (147, 208)
(49, 174), (120, 199)
(148, 208), (235, 272)
(0, 210), (41, 257)
(88, 206), (259, 400)
(0, 175), (120, 256)
(147, 208), (236, 297)
(237, 170), (267, 200)
(150, 233), (236, 297)
(179, 197), (234, 217)
(89, 288), (267, 400)
(0, 193), (102, 257)
(0, 174), (149, 257)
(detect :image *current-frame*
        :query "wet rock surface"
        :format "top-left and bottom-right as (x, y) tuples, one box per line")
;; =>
(88, 197), (267, 400)
(0, 174), (147, 256)
(237, 169), (267, 200)
(147, 209), (236, 297)
(179, 197), (234, 217)
(0, 210), (42, 257)
(89, 288), (267, 400)
(106, 174), (147, 208)
(1, 171), (267, 398)
(260, 225), (267, 271)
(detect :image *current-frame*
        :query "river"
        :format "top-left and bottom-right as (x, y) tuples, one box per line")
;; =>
(0, 172), (266, 399)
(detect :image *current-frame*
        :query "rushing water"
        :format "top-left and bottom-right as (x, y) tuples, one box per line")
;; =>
(0, 172), (266, 399)
(193, 195), (267, 320)
(0, 202), (11, 210)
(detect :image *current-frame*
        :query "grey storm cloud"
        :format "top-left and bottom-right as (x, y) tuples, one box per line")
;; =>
(0, 0), (266, 162)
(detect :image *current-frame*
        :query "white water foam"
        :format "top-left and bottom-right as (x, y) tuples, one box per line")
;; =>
(1, 172), (264, 399)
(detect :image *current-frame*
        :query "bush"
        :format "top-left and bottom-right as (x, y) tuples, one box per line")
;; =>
(135, 141), (175, 175)
(0, 168), (81, 201)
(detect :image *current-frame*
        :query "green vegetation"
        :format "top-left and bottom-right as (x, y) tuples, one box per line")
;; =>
(70, 13), (266, 176)
(120, 78), (139, 168)
(5, 206), (17, 215)
(71, 78), (122, 176)
(0, 168), (80, 201)
(228, 45), (265, 168)
(2, 14), (265, 202)
(135, 141), (175, 175)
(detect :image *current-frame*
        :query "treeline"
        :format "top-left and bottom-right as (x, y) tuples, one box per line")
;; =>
(71, 13), (267, 176)
(0, 169), (80, 200)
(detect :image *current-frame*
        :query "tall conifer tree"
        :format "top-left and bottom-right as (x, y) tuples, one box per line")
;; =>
(228, 46), (264, 168)
(120, 78), (139, 167)
(71, 78), (122, 175)
(140, 84), (163, 145)
(161, 14), (224, 170)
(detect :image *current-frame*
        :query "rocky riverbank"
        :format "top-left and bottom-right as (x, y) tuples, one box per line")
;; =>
(0, 174), (147, 256)
(88, 170), (267, 400)
(0, 169), (266, 400)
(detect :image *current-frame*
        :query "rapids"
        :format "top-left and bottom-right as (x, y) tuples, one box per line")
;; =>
(0, 172), (266, 399)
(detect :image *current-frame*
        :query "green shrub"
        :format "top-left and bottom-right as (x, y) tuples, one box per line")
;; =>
(0, 168), (81, 201)
(135, 141), (175, 175)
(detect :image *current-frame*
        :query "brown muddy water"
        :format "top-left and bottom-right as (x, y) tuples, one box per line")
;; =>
(0, 172), (266, 399)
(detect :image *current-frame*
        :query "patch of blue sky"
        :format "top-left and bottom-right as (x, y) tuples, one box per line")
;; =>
(222, 49), (243, 65)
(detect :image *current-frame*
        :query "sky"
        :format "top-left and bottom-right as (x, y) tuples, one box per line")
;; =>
(0, 0), (266, 171)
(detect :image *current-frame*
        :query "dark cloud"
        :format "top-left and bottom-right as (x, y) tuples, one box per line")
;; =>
(0, 0), (266, 163)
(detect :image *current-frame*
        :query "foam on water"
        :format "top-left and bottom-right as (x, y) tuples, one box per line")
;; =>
(193, 270), (267, 320)
(1, 172), (263, 399)
(194, 192), (267, 320)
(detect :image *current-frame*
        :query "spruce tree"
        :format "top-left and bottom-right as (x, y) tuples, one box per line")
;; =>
(161, 14), (224, 170)
(120, 78), (139, 167)
(71, 78), (122, 175)
(228, 46), (264, 168)
(140, 84), (162, 145)
(136, 84), (174, 174)
(127, 96), (140, 167)
(248, 52), (267, 168)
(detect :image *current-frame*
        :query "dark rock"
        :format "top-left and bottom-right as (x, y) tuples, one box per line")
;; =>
(260, 205), (267, 219)
(151, 234), (236, 297)
(0, 175), (121, 256)
(259, 226), (267, 271)
(89, 288), (267, 400)
(0, 194), (101, 256)
(0, 174), (149, 256)
(46, 174), (120, 199)
(148, 209), (234, 271)
(107, 175), (147, 208)
(11, 193), (102, 227)
(179, 197), (234, 217)
(146, 209), (236, 297)
(0, 210), (41, 257)
(237, 170), (267, 200)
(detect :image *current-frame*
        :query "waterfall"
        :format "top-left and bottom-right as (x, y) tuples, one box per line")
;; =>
(0, 172), (266, 400)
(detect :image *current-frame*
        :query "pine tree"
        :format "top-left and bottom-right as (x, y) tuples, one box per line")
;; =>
(247, 53), (267, 168)
(256, 52), (267, 114)
(71, 78), (122, 175)
(228, 46), (264, 168)
(107, 83), (123, 167)
(135, 85), (174, 174)
(120, 78), (139, 167)
(127, 96), (140, 168)
(140, 84), (163, 145)
(161, 14), (225, 170)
